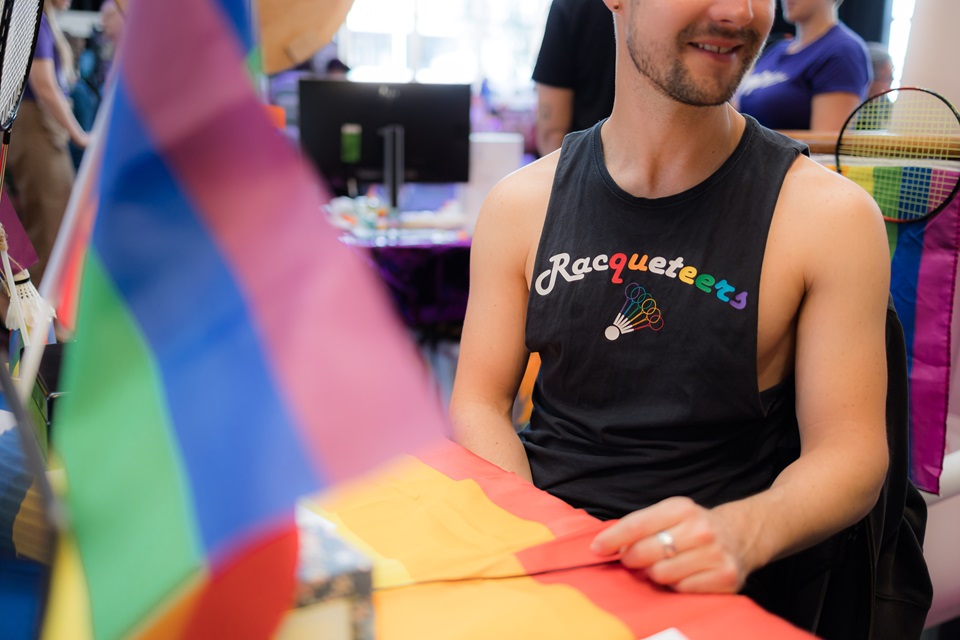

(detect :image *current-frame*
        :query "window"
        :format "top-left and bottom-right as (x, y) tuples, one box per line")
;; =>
(888, 0), (916, 88)
(338, 0), (551, 96)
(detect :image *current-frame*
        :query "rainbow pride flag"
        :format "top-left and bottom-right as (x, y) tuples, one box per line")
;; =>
(305, 440), (816, 640)
(44, 0), (446, 637)
(841, 165), (960, 493)
(48, 123), (101, 333)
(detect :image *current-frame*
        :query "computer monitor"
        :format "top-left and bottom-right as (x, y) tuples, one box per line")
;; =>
(298, 79), (471, 203)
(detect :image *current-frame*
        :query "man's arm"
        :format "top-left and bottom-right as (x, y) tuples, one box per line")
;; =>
(592, 161), (891, 593)
(450, 164), (552, 480)
(536, 83), (574, 156)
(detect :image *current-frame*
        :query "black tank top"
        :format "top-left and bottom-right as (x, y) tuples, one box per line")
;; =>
(522, 116), (808, 520)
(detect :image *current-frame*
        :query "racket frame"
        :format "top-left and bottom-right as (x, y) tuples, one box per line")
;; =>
(835, 86), (960, 223)
(0, 0), (46, 135)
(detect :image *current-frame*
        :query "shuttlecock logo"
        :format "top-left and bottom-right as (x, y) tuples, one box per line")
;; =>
(605, 283), (664, 341)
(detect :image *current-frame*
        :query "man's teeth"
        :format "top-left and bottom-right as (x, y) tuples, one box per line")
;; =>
(697, 44), (734, 54)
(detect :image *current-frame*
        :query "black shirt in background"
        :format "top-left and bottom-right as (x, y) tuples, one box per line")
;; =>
(532, 0), (616, 135)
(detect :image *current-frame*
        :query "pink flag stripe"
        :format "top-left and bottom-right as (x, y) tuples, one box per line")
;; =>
(0, 185), (38, 269)
(118, 0), (447, 482)
(910, 188), (960, 491)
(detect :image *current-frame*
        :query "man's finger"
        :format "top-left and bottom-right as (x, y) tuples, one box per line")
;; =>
(590, 496), (698, 555)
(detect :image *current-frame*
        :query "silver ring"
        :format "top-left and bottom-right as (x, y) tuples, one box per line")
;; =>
(657, 530), (677, 559)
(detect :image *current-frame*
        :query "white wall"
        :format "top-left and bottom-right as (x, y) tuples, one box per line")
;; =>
(899, 0), (960, 107)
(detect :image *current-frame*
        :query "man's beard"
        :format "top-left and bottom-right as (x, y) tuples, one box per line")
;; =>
(626, 24), (764, 106)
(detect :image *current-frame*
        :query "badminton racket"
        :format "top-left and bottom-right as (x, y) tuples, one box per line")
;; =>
(0, 0), (47, 345)
(835, 87), (960, 223)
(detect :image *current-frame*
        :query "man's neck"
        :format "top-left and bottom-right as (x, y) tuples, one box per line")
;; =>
(600, 90), (745, 200)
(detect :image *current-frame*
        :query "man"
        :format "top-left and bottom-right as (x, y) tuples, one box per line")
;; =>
(533, 0), (616, 155)
(450, 0), (890, 629)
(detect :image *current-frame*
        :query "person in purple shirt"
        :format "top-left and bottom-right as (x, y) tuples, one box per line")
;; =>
(8, 0), (89, 287)
(737, 0), (871, 131)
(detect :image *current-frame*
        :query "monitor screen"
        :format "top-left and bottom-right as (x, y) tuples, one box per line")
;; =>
(298, 80), (471, 196)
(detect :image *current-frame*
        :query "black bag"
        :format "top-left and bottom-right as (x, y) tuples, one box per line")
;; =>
(808, 297), (933, 639)
(745, 297), (933, 639)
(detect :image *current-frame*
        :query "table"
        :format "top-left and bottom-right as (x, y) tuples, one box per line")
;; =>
(341, 228), (471, 341)
(293, 440), (815, 640)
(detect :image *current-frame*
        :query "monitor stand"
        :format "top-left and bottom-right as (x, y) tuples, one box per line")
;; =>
(380, 124), (405, 213)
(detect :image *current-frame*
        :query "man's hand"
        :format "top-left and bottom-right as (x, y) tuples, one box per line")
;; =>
(590, 496), (759, 593)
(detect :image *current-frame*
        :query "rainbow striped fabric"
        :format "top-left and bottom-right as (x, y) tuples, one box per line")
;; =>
(306, 440), (816, 640)
(44, 0), (446, 637)
(50, 130), (100, 333)
(887, 198), (960, 494)
(841, 166), (960, 493)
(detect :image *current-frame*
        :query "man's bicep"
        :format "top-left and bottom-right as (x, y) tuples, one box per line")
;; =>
(452, 185), (534, 417)
(793, 188), (890, 446)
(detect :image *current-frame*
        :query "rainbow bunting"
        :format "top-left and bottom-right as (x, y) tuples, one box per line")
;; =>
(46, 0), (446, 637)
(841, 165), (960, 493)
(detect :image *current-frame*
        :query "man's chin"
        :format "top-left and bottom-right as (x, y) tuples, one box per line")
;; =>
(680, 97), (735, 108)
(673, 84), (740, 108)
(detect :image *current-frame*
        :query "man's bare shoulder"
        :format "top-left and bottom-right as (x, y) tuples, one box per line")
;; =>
(472, 151), (559, 263)
(484, 150), (560, 219)
(780, 155), (885, 229)
(776, 155), (890, 287)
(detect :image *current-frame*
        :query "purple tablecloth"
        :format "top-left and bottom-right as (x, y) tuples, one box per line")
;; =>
(344, 231), (471, 334)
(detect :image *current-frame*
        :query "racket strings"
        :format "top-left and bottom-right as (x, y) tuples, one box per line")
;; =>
(0, 0), (42, 128)
(837, 89), (960, 222)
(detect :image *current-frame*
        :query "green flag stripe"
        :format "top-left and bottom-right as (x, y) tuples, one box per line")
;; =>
(57, 253), (205, 640)
(886, 221), (899, 260)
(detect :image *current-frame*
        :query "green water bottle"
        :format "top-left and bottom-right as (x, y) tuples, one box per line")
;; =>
(341, 123), (362, 165)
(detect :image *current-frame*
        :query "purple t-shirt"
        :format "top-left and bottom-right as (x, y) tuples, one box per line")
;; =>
(23, 14), (61, 103)
(738, 23), (871, 130)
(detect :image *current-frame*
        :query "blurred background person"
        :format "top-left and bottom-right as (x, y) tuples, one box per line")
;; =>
(867, 41), (894, 97)
(99, 0), (124, 51)
(325, 57), (350, 79)
(71, 0), (125, 166)
(851, 42), (895, 130)
(531, 0), (615, 156)
(8, 0), (89, 286)
(737, 0), (871, 131)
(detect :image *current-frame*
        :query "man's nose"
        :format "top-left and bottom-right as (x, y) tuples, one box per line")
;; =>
(706, 0), (759, 28)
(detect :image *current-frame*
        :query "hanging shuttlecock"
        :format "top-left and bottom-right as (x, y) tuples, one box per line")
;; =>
(4, 268), (55, 335)
(0, 223), (55, 349)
